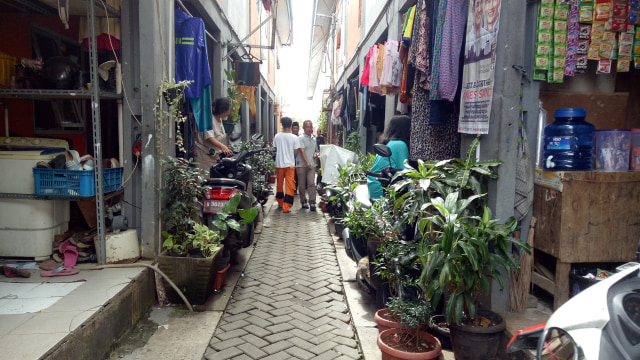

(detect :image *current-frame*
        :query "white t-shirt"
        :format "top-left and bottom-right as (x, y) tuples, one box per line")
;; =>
(273, 132), (300, 168)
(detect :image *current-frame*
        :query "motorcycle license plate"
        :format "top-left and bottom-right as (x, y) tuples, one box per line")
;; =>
(204, 200), (227, 213)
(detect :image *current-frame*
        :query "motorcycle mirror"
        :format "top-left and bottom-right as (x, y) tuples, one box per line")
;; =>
(537, 328), (583, 360)
(373, 143), (392, 158)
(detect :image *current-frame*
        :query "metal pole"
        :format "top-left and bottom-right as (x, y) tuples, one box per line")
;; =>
(88, 0), (106, 265)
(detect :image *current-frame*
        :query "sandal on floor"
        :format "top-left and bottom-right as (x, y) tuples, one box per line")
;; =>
(1, 265), (31, 278)
(40, 266), (79, 277)
(59, 239), (79, 268)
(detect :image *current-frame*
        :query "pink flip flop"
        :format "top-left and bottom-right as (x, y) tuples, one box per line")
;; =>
(59, 239), (79, 268)
(40, 266), (79, 277)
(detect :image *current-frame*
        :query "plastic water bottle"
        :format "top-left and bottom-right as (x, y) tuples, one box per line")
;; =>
(543, 108), (594, 171)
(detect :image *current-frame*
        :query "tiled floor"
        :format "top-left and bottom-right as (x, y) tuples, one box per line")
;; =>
(0, 262), (147, 359)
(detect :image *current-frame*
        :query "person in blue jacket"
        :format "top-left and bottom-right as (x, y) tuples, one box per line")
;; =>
(367, 115), (411, 200)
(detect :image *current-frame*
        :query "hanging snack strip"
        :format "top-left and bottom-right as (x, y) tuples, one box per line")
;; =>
(535, 0), (640, 80)
(534, 0), (555, 81)
(552, 2), (569, 82)
(566, 3), (580, 76)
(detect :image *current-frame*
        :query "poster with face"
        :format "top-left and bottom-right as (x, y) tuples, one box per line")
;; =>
(459, 0), (502, 135)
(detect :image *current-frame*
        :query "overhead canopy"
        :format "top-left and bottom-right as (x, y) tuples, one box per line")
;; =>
(275, 0), (293, 46)
(306, 0), (335, 100)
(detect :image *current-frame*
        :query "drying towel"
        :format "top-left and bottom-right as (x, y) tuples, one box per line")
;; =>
(190, 85), (213, 133)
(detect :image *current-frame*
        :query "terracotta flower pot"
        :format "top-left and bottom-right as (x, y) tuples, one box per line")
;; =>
(377, 328), (442, 360)
(375, 308), (401, 334)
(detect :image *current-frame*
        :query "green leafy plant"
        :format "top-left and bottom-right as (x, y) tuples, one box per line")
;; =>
(417, 192), (530, 326)
(156, 79), (192, 155)
(207, 193), (259, 237)
(230, 140), (275, 195)
(224, 69), (245, 123)
(345, 131), (361, 153)
(317, 111), (328, 136)
(384, 297), (433, 352)
(392, 136), (502, 242)
(374, 235), (420, 298)
(160, 156), (209, 256)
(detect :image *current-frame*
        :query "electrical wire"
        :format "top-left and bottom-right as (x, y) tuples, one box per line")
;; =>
(119, 154), (139, 189)
(99, 0), (141, 128)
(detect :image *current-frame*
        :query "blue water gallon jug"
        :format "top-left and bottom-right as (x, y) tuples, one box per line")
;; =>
(543, 108), (595, 171)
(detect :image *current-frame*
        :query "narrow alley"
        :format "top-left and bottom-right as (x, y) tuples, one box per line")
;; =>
(204, 200), (360, 360)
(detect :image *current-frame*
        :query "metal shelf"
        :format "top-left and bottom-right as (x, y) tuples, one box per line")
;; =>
(0, 89), (122, 100)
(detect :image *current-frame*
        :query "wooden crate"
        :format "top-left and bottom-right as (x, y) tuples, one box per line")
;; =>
(533, 171), (640, 308)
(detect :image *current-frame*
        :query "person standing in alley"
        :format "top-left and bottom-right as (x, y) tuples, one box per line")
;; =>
(291, 121), (300, 193)
(273, 117), (300, 213)
(296, 120), (318, 211)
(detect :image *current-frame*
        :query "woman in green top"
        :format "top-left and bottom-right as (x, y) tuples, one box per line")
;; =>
(367, 115), (411, 199)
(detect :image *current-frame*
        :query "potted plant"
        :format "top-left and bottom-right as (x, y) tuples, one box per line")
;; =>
(390, 137), (531, 359)
(158, 156), (225, 305)
(417, 194), (530, 360)
(223, 69), (245, 132)
(373, 235), (421, 331)
(377, 297), (442, 360)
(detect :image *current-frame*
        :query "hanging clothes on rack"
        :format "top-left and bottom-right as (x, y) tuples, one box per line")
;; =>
(175, 8), (213, 132)
(235, 61), (260, 86)
(237, 85), (257, 116)
(369, 45), (381, 94)
(400, 5), (418, 106)
(340, 77), (359, 131)
(409, 0), (461, 161)
(430, 0), (468, 101)
(360, 47), (373, 86)
(380, 40), (402, 94)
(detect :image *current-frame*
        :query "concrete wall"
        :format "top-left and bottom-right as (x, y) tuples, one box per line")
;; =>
(363, 0), (388, 35)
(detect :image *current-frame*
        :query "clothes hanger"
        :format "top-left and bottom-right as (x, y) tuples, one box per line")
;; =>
(239, 51), (263, 64)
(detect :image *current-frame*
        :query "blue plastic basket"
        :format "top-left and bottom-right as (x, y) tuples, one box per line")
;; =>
(33, 167), (123, 197)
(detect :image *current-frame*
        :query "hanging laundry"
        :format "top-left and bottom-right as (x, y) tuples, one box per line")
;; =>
(237, 85), (257, 116)
(430, 0), (468, 101)
(410, 84), (461, 161)
(175, 9), (213, 131)
(369, 45), (382, 94)
(360, 47), (373, 86)
(262, 0), (272, 12)
(380, 40), (403, 93)
(402, 5), (417, 48)
(412, 0), (432, 89)
(235, 61), (260, 86)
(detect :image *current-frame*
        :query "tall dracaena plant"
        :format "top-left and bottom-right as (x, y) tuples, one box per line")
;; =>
(392, 137), (502, 235)
(417, 192), (530, 326)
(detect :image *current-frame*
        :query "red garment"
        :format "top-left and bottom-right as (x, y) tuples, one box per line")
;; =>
(82, 34), (121, 52)
(262, 0), (272, 11)
(360, 47), (373, 86)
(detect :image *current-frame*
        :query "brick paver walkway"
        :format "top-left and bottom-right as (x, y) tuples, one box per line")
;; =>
(204, 201), (362, 360)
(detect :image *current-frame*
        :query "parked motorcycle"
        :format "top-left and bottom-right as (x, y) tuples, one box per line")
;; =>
(341, 144), (413, 308)
(202, 134), (266, 264)
(507, 263), (640, 360)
